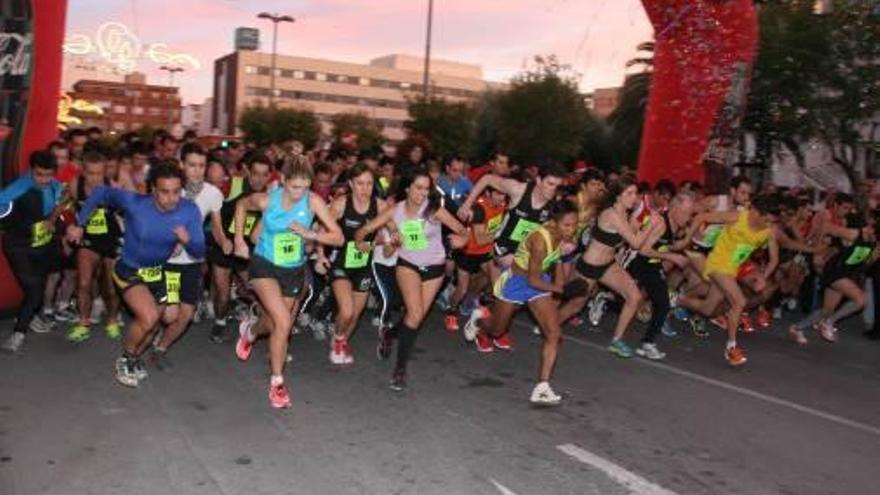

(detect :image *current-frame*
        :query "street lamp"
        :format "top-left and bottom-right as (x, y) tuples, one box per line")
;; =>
(257, 12), (295, 106)
(422, 0), (434, 99)
(159, 65), (184, 126)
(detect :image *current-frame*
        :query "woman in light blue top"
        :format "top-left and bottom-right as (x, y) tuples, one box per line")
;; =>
(356, 166), (467, 391)
(233, 157), (343, 409)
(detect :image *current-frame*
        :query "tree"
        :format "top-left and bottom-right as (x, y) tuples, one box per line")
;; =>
(607, 42), (654, 168)
(743, 1), (880, 183)
(239, 105), (321, 149)
(471, 91), (503, 163)
(405, 96), (476, 161)
(329, 112), (385, 153)
(494, 55), (588, 165)
(580, 112), (617, 170)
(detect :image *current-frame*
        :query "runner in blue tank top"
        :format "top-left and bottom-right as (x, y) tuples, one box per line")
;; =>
(232, 157), (343, 409)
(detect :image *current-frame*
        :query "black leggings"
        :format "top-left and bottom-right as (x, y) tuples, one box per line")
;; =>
(627, 256), (670, 344)
(4, 246), (53, 335)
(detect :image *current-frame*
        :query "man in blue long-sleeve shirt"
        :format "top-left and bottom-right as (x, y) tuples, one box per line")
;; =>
(67, 160), (204, 387)
(0, 151), (65, 353)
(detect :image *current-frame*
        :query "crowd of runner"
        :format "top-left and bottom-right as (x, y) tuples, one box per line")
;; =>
(3, 127), (880, 408)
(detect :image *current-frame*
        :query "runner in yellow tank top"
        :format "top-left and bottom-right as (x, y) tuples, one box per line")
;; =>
(679, 194), (780, 368)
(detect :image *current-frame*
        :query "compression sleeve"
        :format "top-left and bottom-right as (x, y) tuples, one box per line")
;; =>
(77, 186), (135, 226)
(0, 175), (35, 205)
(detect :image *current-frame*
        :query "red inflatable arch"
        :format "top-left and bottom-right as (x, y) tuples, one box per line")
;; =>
(637, 0), (758, 190)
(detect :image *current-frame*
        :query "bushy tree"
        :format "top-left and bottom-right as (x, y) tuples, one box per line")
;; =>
(329, 112), (385, 153)
(239, 105), (321, 148)
(405, 97), (475, 161)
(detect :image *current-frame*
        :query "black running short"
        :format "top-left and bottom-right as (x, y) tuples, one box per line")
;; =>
(207, 244), (249, 272)
(576, 257), (613, 281)
(248, 254), (306, 298)
(112, 261), (167, 303)
(330, 266), (374, 292)
(397, 257), (445, 281)
(454, 251), (493, 275)
(163, 262), (203, 306)
(80, 235), (120, 259)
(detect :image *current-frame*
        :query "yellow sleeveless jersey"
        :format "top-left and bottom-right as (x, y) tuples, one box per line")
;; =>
(513, 226), (561, 273)
(704, 210), (769, 276)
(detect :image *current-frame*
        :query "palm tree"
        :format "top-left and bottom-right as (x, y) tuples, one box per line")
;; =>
(607, 42), (654, 167)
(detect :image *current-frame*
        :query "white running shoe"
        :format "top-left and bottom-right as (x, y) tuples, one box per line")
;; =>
(588, 293), (609, 327)
(2, 332), (25, 353)
(463, 306), (489, 342)
(529, 382), (562, 406)
(329, 336), (347, 365)
(29, 315), (55, 334)
(817, 321), (838, 343)
(114, 357), (139, 387)
(635, 342), (666, 360)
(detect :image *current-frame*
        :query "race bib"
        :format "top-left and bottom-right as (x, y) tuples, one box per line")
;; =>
(510, 218), (540, 243)
(486, 214), (503, 235)
(400, 219), (428, 251)
(273, 232), (303, 265)
(344, 241), (370, 269)
(165, 271), (181, 304)
(86, 208), (109, 235)
(227, 215), (257, 236)
(31, 222), (52, 248)
(701, 225), (723, 247)
(137, 266), (163, 283)
(731, 243), (755, 266)
(845, 246), (873, 266)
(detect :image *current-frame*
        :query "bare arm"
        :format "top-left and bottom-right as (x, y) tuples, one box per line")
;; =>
(458, 175), (525, 220)
(763, 232), (780, 279)
(434, 207), (467, 235)
(233, 193), (268, 257)
(355, 203), (397, 243)
(305, 194), (344, 247)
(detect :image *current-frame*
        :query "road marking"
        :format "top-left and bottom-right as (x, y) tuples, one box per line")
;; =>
(512, 319), (880, 437)
(557, 443), (679, 495)
(489, 478), (520, 495)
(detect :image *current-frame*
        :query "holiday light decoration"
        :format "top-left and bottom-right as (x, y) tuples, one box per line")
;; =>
(58, 92), (104, 130)
(63, 22), (200, 73)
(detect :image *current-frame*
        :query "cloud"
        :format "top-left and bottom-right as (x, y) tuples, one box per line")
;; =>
(66, 0), (653, 103)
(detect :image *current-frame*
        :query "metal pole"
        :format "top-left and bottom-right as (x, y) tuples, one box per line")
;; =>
(270, 20), (278, 106)
(422, 0), (434, 99)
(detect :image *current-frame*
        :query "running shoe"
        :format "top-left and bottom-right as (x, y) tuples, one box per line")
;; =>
(105, 320), (122, 340)
(588, 294), (608, 326)
(661, 320), (678, 338)
(493, 333), (513, 351)
(29, 315), (54, 334)
(390, 368), (407, 391)
(672, 306), (691, 322)
(711, 315), (728, 330)
(444, 311), (459, 333)
(690, 317), (709, 338)
(635, 342), (666, 360)
(371, 315), (382, 328)
(341, 338), (354, 364)
(725, 345), (748, 367)
(529, 382), (562, 407)
(236, 319), (254, 361)
(785, 297), (798, 311)
(312, 320), (328, 341)
(114, 357), (139, 387)
(53, 307), (77, 323)
(740, 314), (756, 333)
(269, 383), (293, 409)
(463, 306), (489, 342)
(756, 307), (771, 329)
(436, 285), (451, 311)
(132, 358), (148, 380)
(772, 306), (783, 320)
(376, 325), (393, 360)
(209, 319), (226, 344)
(148, 347), (173, 371)
(817, 321), (838, 343)
(330, 336), (349, 365)
(1, 332), (24, 353)
(608, 339), (634, 358)
(297, 312), (312, 329)
(568, 316), (584, 327)
(66, 323), (91, 343)
(475, 331), (494, 353)
(788, 325), (808, 345)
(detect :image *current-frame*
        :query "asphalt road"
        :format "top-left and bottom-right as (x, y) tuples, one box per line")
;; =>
(1, 305), (878, 495)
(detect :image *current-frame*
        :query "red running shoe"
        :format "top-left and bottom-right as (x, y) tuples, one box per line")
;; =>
(444, 312), (459, 333)
(755, 307), (771, 329)
(475, 331), (494, 353)
(269, 383), (292, 408)
(740, 314), (756, 334)
(725, 346), (748, 367)
(493, 333), (513, 351)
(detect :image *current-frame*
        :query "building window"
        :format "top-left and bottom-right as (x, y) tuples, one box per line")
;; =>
(400, 82), (411, 90)
(245, 65), (257, 75)
(113, 122), (126, 131)
(280, 69), (293, 78)
(359, 77), (369, 86)
(326, 74), (339, 83)
(148, 107), (161, 116)
(132, 106), (144, 115)
(293, 70), (304, 79)
(315, 72), (327, 81)
(113, 105), (127, 114)
(257, 66), (270, 76)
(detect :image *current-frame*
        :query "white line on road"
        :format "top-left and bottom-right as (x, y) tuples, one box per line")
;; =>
(511, 318), (880, 437)
(557, 443), (679, 495)
(489, 478), (521, 495)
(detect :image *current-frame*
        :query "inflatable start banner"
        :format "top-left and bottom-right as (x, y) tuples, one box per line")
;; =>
(0, 0), (68, 313)
(637, 0), (758, 191)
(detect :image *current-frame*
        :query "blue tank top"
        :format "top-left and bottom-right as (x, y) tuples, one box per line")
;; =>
(254, 188), (314, 268)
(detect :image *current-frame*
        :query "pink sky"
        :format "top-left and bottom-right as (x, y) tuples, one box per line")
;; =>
(66, 0), (653, 104)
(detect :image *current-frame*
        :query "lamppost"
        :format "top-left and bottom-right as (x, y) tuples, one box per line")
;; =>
(159, 65), (184, 126)
(422, 0), (434, 99)
(257, 12), (295, 106)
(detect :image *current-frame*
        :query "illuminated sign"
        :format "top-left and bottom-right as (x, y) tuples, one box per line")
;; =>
(63, 22), (200, 72)
(58, 92), (104, 130)
(0, 32), (31, 77)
